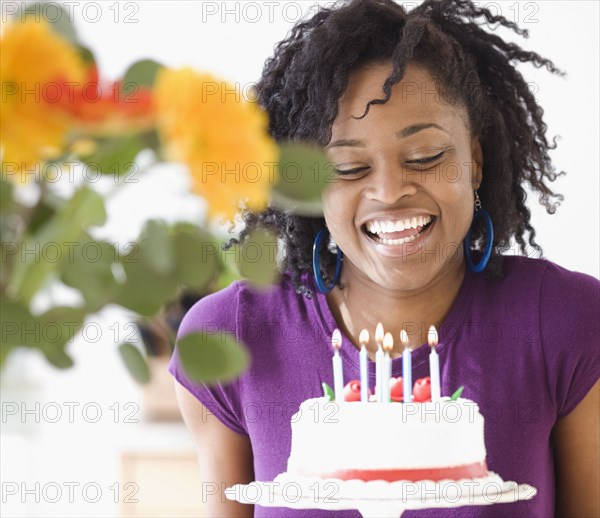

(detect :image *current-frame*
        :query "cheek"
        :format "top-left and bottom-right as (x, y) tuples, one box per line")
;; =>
(323, 183), (353, 223)
(322, 186), (362, 249)
(440, 184), (474, 235)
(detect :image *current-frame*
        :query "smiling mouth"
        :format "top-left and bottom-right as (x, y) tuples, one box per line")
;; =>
(362, 216), (436, 246)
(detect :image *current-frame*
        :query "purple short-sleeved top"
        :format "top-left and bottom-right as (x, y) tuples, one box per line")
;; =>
(168, 256), (599, 517)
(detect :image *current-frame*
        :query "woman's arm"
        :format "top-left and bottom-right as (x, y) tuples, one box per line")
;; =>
(552, 379), (599, 518)
(174, 380), (255, 517)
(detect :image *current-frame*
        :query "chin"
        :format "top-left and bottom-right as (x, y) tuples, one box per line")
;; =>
(371, 266), (435, 292)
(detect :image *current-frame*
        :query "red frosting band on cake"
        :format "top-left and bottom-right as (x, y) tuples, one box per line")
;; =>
(310, 461), (489, 482)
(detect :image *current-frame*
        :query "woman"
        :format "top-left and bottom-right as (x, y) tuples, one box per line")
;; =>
(169, 0), (599, 516)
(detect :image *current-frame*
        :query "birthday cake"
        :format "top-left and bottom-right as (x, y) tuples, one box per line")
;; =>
(286, 395), (489, 482)
(285, 326), (490, 484)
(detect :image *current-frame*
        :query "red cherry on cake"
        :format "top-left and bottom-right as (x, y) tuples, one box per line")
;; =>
(412, 377), (432, 402)
(389, 377), (403, 402)
(343, 380), (362, 402)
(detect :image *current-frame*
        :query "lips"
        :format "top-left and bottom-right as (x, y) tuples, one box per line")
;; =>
(361, 216), (437, 256)
(364, 214), (433, 235)
(363, 216), (435, 241)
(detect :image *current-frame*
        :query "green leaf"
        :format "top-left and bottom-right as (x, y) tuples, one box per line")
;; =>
(78, 134), (145, 177)
(215, 249), (242, 291)
(177, 331), (250, 384)
(40, 346), (74, 369)
(58, 235), (120, 312)
(118, 343), (150, 384)
(171, 227), (219, 291)
(121, 59), (164, 91)
(321, 382), (334, 401)
(38, 306), (87, 341)
(236, 228), (280, 289)
(26, 200), (57, 235)
(269, 191), (325, 217)
(7, 185), (106, 303)
(0, 297), (84, 370)
(139, 220), (175, 275)
(113, 242), (179, 316)
(270, 142), (332, 216)
(35, 306), (86, 369)
(0, 297), (36, 347)
(0, 178), (15, 214)
(76, 44), (96, 67)
(0, 343), (13, 368)
(61, 185), (106, 229)
(450, 386), (464, 401)
(141, 129), (161, 154)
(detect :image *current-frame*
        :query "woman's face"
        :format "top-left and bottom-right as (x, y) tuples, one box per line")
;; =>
(323, 62), (483, 292)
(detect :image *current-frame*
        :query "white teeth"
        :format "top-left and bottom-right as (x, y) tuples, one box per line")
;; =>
(366, 215), (432, 235)
(377, 234), (418, 245)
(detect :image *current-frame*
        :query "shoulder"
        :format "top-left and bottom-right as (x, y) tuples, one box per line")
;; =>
(177, 271), (314, 339)
(497, 254), (599, 341)
(489, 255), (599, 300)
(176, 279), (241, 339)
(468, 255), (599, 336)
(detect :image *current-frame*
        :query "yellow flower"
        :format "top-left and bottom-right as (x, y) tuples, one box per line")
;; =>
(0, 19), (87, 183)
(154, 67), (278, 221)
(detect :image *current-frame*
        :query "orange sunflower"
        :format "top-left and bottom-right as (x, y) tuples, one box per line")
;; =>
(0, 19), (86, 182)
(154, 68), (278, 221)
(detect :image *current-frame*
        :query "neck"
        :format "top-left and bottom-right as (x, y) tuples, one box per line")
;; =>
(326, 260), (467, 360)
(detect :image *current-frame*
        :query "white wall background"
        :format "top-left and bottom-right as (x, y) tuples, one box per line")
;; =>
(1, 1), (598, 517)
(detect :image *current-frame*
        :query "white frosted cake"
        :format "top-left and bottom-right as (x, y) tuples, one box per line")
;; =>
(287, 396), (488, 482)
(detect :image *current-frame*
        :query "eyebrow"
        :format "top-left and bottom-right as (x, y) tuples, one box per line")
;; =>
(325, 123), (448, 149)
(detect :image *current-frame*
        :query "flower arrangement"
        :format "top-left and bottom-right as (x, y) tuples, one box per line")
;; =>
(0, 2), (330, 384)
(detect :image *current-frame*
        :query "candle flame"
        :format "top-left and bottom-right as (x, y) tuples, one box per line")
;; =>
(428, 325), (438, 347)
(400, 329), (411, 352)
(383, 332), (393, 352)
(359, 329), (369, 346)
(400, 329), (409, 346)
(375, 322), (384, 344)
(331, 329), (342, 350)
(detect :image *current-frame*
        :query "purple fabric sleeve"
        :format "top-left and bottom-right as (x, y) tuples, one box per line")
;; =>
(167, 280), (249, 435)
(539, 261), (600, 420)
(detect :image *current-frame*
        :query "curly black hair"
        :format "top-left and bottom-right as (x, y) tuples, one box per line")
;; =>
(224, 0), (565, 299)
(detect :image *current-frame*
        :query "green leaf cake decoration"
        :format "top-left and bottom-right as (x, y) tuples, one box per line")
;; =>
(322, 382), (335, 401)
(450, 386), (464, 401)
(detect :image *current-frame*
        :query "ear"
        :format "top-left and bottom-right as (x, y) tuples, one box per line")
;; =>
(470, 136), (483, 189)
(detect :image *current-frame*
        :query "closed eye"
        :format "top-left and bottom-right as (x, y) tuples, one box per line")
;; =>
(407, 151), (445, 165)
(333, 166), (369, 176)
(334, 150), (446, 176)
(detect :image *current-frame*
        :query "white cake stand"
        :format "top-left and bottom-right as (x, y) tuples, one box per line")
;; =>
(225, 472), (537, 517)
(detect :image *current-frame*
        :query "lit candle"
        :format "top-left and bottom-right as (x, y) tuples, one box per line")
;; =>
(331, 329), (344, 400)
(428, 325), (441, 401)
(359, 329), (369, 403)
(375, 323), (384, 402)
(382, 332), (393, 403)
(400, 330), (412, 403)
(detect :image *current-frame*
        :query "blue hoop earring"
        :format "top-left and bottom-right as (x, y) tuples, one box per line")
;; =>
(464, 192), (494, 273)
(313, 229), (343, 293)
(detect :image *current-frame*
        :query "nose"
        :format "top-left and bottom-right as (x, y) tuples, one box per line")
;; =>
(364, 163), (418, 204)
